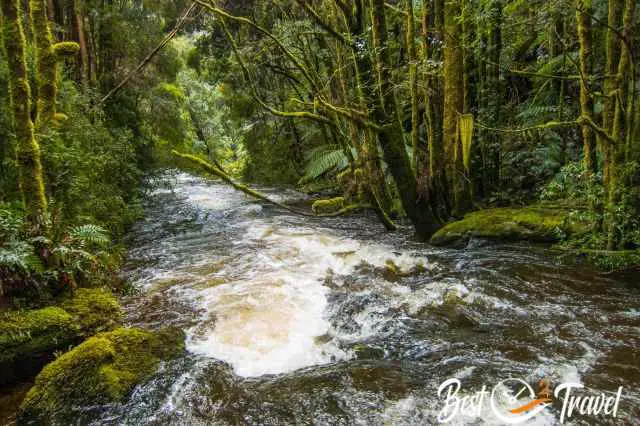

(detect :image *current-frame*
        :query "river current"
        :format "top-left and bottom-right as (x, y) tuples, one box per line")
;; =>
(76, 172), (638, 425)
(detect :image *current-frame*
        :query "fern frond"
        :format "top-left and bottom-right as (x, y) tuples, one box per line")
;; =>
(69, 225), (110, 247)
(0, 241), (44, 273)
(299, 145), (351, 184)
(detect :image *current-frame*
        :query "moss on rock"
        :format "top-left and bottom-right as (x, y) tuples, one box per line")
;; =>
(0, 289), (122, 385)
(312, 197), (345, 215)
(430, 207), (577, 246)
(0, 307), (76, 366)
(19, 327), (185, 421)
(59, 288), (122, 336)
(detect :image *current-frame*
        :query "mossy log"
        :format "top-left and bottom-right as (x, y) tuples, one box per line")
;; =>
(0, 289), (122, 385)
(430, 206), (583, 246)
(18, 327), (185, 422)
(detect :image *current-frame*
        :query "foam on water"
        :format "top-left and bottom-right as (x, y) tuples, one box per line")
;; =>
(184, 217), (441, 377)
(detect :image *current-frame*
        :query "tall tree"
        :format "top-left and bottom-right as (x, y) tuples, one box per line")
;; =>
(370, 0), (440, 236)
(443, 0), (471, 216)
(576, 0), (596, 177)
(30, 0), (79, 128)
(1, 0), (49, 233)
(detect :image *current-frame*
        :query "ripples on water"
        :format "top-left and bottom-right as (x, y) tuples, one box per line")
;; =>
(76, 172), (638, 425)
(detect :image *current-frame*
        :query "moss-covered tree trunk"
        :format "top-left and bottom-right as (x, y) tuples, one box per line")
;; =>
(30, 0), (79, 128)
(406, 0), (420, 174)
(576, 0), (596, 177)
(30, 0), (59, 126)
(443, 0), (471, 216)
(1, 0), (49, 234)
(605, 0), (636, 249)
(369, 0), (440, 237)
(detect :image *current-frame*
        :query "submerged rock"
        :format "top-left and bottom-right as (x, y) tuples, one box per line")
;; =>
(430, 206), (580, 247)
(0, 289), (122, 385)
(19, 327), (185, 422)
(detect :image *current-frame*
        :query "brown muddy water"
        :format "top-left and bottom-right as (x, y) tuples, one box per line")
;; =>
(11, 172), (640, 425)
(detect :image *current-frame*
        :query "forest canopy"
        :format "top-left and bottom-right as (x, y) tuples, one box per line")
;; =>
(1, 0), (639, 299)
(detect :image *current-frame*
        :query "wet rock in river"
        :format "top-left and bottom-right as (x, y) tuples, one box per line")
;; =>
(430, 206), (586, 247)
(18, 326), (185, 422)
(311, 197), (345, 215)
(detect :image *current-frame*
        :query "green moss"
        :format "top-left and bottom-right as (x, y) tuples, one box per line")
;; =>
(59, 288), (122, 336)
(430, 206), (578, 246)
(52, 41), (80, 58)
(0, 307), (76, 365)
(2, 0), (49, 231)
(312, 197), (345, 215)
(19, 327), (185, 420)
(0, 289), (121, 373)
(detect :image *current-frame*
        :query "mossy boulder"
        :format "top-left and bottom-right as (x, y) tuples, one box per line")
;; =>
(59, 288), (122, 336)
(0, 307), (76, 367)
(430, 207), (577, 247)
(0, 289), (122, 385)
(19, 327), (185, 421)
(312, 197), (345, 215)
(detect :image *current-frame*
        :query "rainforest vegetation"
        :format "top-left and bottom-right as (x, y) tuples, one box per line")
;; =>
(0, 0), (639, 422)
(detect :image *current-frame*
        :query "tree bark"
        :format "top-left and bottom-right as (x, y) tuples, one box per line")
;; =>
(1, 0), (49, 234)
(370, 0), (440, 237)
(443, 0), (471, 216)
(576, 0), (596, 177)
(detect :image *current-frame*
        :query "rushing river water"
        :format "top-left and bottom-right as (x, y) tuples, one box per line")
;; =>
(75, 172), (638, 425)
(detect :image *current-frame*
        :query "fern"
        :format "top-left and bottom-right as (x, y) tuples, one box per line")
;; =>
(298, 145), (354, 184)
(0, 207), (23, 243)
(0, 241), (44, 273)
(69, 224), (110, 248)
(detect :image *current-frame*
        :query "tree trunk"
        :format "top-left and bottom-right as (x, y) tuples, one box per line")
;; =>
(30, 0), (60, 126)
(1, 0), (49, 234)
(576, 0), (596, 177)
(70, 0), (90, 86)
(443, 0), (471, 216)
(370, 0), (440, 237)
(406, 0), (420, 174)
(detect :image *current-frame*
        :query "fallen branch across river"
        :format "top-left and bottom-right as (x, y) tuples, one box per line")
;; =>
(171, 151), (370, 218)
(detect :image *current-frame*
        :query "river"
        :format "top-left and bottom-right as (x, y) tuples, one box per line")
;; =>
(74, 172), (639, 425)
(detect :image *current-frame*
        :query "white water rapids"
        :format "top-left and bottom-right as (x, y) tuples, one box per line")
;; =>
(97, 172), (639, 425)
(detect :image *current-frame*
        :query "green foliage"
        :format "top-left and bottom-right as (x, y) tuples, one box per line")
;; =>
(541, 162), (640, 260)
(45, 82), (145, 239)
(68, 224), (110, 248)
(0, 206), (44, 279)
(299, 145), (352, 185)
